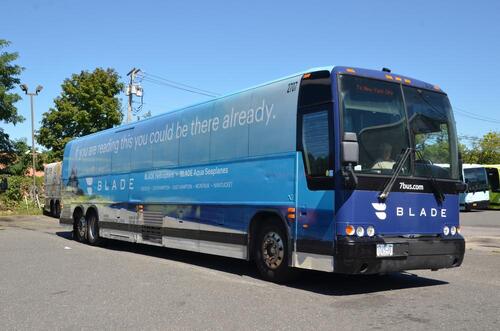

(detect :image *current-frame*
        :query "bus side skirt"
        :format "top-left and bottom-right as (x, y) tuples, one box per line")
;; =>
(292, 252), (334, 272)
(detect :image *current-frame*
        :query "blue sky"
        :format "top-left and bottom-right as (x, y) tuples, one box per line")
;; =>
(2, 0), (499, 148)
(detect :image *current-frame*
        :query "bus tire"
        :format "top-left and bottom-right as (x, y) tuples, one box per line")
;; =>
(254, 222), (293, 283)
(74, 211), (87, 243)
(55, 201), (61, 218)
(87, 211), (102, 246)
(50, 201), (55, 217)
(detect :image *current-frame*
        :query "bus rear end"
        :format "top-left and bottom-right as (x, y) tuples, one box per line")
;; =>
(331, 67), (465, 274)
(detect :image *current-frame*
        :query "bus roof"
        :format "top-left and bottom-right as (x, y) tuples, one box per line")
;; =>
(482, 164), (500, 169)
(463, 164), (486, 169)
(66, 65), (444, 146)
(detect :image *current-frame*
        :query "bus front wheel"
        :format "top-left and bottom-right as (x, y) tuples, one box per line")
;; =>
(254, 223), (293, 283)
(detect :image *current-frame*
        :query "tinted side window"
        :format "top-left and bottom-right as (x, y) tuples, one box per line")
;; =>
(111, 130), (132, 173)
(298, 71), (332, 107)
(302, 110), (331, 177)
(486, 168), (499, 191)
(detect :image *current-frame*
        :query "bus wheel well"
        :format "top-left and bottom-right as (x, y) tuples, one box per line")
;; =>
(248, 211), (288, 261)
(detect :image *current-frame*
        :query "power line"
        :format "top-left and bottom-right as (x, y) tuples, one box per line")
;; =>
(140, 72), (220, 98)
(142, 76), (218, 98)
(454, 110), (500, 124)
(454, 106), (498, 121)
(453, 107), (500, 124)
(142, 76), (218, 97)
(143, 72), (220, 96)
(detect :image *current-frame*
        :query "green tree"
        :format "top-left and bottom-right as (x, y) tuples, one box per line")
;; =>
(37, 68), (124, 159)
(0, 129), (15, 168)
(0, 39), (24, 167)
(0, 39), (24, 124)
(462, 131), (500, 164)
(0, 138), (44, 175)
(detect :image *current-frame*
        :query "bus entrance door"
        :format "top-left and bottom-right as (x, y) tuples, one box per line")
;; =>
(292, 154), (335, 272)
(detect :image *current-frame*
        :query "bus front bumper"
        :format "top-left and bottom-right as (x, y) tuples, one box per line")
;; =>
(462, 200), (490, 210)
(334, 235), (465, 274)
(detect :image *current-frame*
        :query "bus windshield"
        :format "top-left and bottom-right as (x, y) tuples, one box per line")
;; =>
(464, 167), (489, 192)
(339, 75), (458, 180)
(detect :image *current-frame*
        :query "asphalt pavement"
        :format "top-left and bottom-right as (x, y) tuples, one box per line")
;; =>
(0, 211), (499, 330)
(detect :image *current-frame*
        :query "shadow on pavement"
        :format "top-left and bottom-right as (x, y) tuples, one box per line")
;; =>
(56, 230), (448, 296)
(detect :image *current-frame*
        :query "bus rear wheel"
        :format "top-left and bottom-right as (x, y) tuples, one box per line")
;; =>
(87, 212), (102, 246)
(74, 214), (87, 243)
(254, 223), (292, 283)
(50, 201), (55, 217)
(54, 201), (61, 218)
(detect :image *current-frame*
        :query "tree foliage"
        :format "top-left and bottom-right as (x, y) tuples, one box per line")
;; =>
(0, 40), (24, 169)
(37, 68), (124, 160)
(0, 39), (24, 124)
(0, 128), (15, 167)
(462, 131), (500, 164)
(0, 138), (44, 175)
(0, 175), (43, 212)
(415, 129), (451, 164)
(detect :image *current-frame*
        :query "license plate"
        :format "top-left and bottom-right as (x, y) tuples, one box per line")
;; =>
(376, 244), (394, 257)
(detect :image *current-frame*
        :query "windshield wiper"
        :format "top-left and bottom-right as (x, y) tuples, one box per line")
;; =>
(416, 150), (445, 204)
(378, 147), (412, 201)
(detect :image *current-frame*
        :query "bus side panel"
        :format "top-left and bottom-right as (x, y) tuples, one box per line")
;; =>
(67, 154), (296, 258)
(60, 75), (302, 260)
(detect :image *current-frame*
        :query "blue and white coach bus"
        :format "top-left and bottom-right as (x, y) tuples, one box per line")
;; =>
(60, 66), (466, 282)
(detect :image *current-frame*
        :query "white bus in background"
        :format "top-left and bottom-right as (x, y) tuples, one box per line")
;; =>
(461, 164), (490, 211)
(44, 162), (62, 217)
(435, 163), (490, 211)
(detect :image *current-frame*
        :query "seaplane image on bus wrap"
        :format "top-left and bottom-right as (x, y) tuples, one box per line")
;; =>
(59, 66), (466, 282)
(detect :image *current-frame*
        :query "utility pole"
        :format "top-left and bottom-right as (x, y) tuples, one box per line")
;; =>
(126, 68), (142, 123)
(20, 83), (43, 207)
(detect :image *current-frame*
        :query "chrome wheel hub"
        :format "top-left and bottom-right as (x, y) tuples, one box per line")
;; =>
(78, 216), (87, 239)
(262, 231), (284, 270)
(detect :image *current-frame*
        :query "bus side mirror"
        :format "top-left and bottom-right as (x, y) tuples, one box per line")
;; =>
(342, 132), (359, 165)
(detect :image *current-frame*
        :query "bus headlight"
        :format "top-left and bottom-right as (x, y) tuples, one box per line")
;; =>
(366, 226), (375, 237)
(450, 226), (457, 236)
(443, 226), (450, 236)
(356, 226), (365, 237)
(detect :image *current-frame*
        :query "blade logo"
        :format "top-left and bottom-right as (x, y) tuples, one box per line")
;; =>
(371, 201), (447, 220)
(85, 177), (93, 195)
(372, 203), (387, 220)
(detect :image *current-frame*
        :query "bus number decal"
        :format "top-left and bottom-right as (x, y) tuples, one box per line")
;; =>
(287, 82), (298, 93)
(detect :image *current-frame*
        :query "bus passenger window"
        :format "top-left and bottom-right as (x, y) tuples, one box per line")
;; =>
(301, 110), (330, 177)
